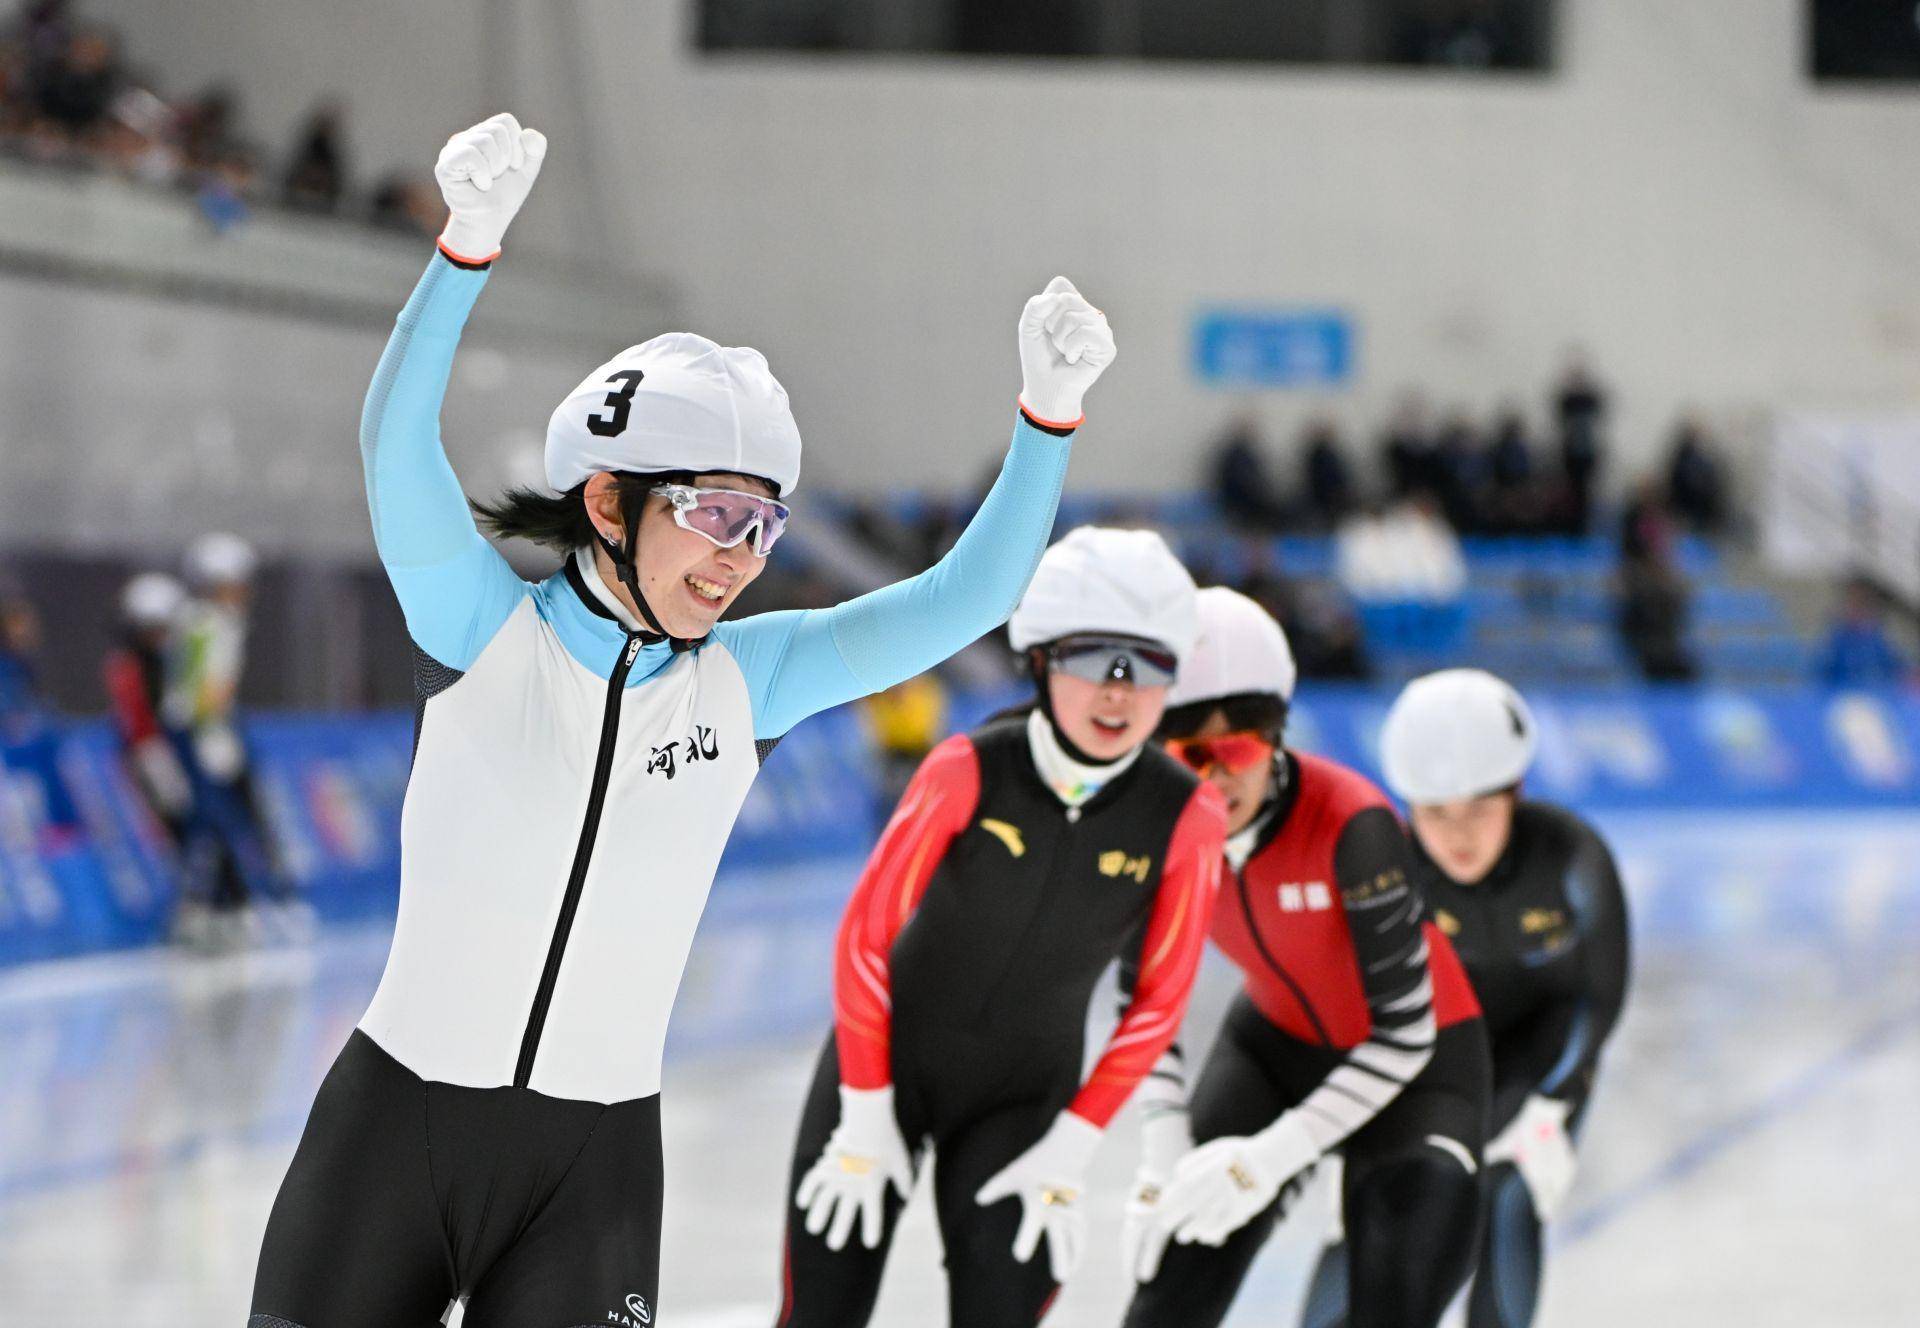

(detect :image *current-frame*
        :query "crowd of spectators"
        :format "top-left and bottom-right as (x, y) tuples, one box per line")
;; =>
(0, 1), (440, 237)
(1208, 351), (1749, 681)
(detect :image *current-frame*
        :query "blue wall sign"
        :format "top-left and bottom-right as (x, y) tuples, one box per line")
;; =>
(1193, 308), (1355, 386)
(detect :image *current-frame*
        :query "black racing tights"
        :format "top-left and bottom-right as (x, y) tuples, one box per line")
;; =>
(1124, 1002), (1489, 1328)
(775, 1030), (1082, 1328)
(249, 1031), (663, 1328)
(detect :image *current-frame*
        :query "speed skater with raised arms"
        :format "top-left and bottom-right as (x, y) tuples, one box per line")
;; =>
(1302, 669), (1631, 1328)
(248, 113), (1116, 1328)
(1121, 588), (1491, 1328)
(775, 527), (1229, 1328)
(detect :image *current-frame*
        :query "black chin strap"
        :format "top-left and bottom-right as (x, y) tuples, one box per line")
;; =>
(601, 497), (704, 654)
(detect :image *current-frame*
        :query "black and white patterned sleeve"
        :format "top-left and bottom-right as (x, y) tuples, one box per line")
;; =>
(1290, 806), (1437, 1153)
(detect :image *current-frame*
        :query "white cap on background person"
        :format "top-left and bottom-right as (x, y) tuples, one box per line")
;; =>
(1379, 668), (1537, 804)
(1165, 587), (1298, 710)
(122, 573), (186, 628)
(1007, 526), (1199, 661)
(184, 533), (257, 589)
(545, 334), (803, 498)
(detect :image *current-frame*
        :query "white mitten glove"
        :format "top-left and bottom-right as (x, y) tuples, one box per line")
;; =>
(795, 1085), (915, 1251)
(435, 112), (549, 263)
(1486, 1094), (1576, 1220)
(1121, 1104), (1193, 1283)
(1017, 276), (1117, 429)
(974, 1110), (1105, 1282)
(1156, 1112), (1319, 1247)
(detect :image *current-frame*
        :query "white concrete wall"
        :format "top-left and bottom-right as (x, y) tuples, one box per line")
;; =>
(59, 1), (1920, 495)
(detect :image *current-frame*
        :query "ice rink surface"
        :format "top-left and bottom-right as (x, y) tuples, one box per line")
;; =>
(3, 809), (1917, 1327)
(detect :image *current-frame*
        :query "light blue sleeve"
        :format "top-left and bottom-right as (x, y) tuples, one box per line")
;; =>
(715, 415), (1071, 739)
(361, 254), (528, 670)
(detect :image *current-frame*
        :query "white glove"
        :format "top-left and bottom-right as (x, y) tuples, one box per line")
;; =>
(1017, 276), (1117, 429)
(795, 1085), (915, 1251)
(1120, 1106), (1192, 1283)
(974, 1110), (1105, 1283)
(435, 112), (549, 263)
(1156, 1112), (1319, 1247)
(132, 735), (192, 816)
(1486, 1094), (1576, 1220)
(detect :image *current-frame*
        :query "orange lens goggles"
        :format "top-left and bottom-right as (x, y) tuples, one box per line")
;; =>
(1163, 731), (1275, 777)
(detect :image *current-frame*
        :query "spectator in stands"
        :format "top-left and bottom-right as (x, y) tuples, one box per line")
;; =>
(1618, 476), (1677, 564)
(1616, 545), (1695, 683)
(1290, 582), (1372, 681)
(1301, 415), (1355, 528)
(1336, 493), (1467, 653)
(31, 23), (118, 140)
(1429, 408), (1484, 532)
(1666, 413), (1729, 533)
(1381, 389), (1435, 500)
(1211, 411), (1287, 532)
(1555, 349), (1607, 535)
(281, 97), (348, 213)
(1815, 576), (1912, 689)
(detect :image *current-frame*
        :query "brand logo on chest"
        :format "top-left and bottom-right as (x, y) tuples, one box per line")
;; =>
(647, 724), (719, 780)
(606, 1291), (651, 1324)
(1098, 850), (1153, 883)
(1275, 881), (1334, 913)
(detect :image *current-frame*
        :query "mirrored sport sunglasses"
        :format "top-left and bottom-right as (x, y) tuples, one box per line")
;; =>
(651, 483), (791, 557)
(1163, 731), (1276, 777)
(1044, 639), (1179, 689)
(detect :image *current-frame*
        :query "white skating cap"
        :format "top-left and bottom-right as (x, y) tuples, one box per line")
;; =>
(1008, 526), (1199, 661)
(1166, 586), (1298, 709)
(122, 572), (185, 627)
(1380, 668), (1537, 804)
(546, 333), (802, 497)
(185, 532), (256, 587)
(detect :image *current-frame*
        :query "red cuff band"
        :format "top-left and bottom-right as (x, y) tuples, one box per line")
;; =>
(437, 236), (500, 268)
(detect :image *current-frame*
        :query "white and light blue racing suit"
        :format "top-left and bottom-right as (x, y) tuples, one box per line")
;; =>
(358, 252), (1073, 1105)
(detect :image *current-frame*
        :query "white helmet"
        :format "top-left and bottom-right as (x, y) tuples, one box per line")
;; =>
(1008, 526), (1199, 661)
(122, 572), (185, 628)
(546, 333), (803, 497)
(1166, 587), (1298, 710)
(185, 532), (256, 588)
(1380, 668), (1537, 804)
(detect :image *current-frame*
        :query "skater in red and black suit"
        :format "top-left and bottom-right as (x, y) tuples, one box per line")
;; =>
(775, 528), (1228, 1327)
(1121, 588), (1490, 1328)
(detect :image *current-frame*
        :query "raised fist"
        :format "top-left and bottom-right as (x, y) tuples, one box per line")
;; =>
(1017, 276), (1117, 430)
(435, 112), (548, 264)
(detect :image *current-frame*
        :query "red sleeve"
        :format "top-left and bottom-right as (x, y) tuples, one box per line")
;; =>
(103, 650), (161, 743)
(1069, 781), (1228, 1128)
(833, 733), (981, 1091)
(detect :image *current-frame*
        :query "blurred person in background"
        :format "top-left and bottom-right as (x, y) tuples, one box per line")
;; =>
(780, 528), (1223, 1326)
(1335, 493), (1467, 653)
(1306, 669), (1630, 1328)
(0, 576), (83, 847)
(1301, 416), (1355, 529)
(1615, 499), (1696, 683)
(1815, 575), (1913, 690)
(249, 114), (1113, 1328)
(1664, 413), (1728, 535)
(1381, 389), (1436, 501)
(1553, 350), (1606, 536)
(280, 96), (347, 213)
(1211, 411), (1288, 533)
(29, 21), (118, 145)
(859, 671), (949, 816)
(102, 572), (193, 852)
(165, 531), (292, 943)
(1483, 404), (1538, 535)
(1123, 589), (1487, 1328)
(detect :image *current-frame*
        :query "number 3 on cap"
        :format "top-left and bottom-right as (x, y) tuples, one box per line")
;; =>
(587, 368), (645, 437)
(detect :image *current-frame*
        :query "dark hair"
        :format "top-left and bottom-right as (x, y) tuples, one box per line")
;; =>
(1157, 690), (1289, 742)
(470, 471), (698, 554)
